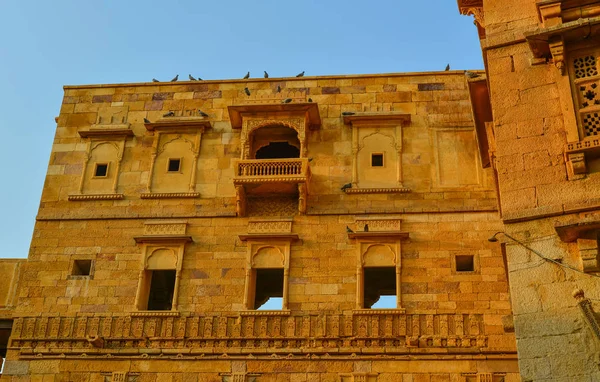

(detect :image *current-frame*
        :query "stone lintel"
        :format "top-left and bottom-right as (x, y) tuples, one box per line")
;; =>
(555, 219), (600, 242)
(144, 117), (211, 131)
(78, 129), (134, 138)
(238, 234), (299, 242)
(228, 103), (321, 130)
(133, 235), (193, 244)
(347, 232), (409, 240)
(343, 112), (411, 126)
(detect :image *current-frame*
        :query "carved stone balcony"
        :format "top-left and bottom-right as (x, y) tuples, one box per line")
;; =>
(233, 158), (311, 216)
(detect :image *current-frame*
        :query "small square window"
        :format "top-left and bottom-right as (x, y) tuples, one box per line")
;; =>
(371, 153), (384, 167)
(455, 255), (475, 272)
(72, 260), (92, 276)
(94, 163), (108, 177)
(167, 158), (181, 172)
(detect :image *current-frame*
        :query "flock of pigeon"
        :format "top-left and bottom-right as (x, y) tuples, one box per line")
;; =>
(152, 71), (305, 83)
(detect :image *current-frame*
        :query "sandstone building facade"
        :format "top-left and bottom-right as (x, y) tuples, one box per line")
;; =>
(0, 71), (520, 380)
(457, 0), (600, 380)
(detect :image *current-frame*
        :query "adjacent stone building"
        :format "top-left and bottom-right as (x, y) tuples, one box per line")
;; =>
(458, 0), (600, 380)
(0, 71), (520, 380)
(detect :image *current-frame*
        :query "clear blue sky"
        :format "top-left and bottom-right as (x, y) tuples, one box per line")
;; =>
(0, 1), (482, 259)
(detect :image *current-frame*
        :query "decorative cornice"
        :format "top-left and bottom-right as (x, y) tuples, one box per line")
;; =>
(238, 310), (291, 316)
(144, 117), (212, 132)
(343, 112), (411, 126)
(140, 192), (200, 199)
(68, 193), (124, 201)
(130, 311), (180, 317)
(233, 177), (308, 185)
(228, 103), (321, 130)
(353, 309), (406, 315)
(133, 235), (193, 244)
(348, 232), (409, 240)
(566, 138), (600, 154)
(343, 187), (411, 194)
(238, 234), (299, 242)
(77, 129), (133, 138)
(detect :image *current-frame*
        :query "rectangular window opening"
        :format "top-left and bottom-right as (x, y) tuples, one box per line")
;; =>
(72, 260), (92, 276)
(456, 255), (475, 272)
(94, 163), (108, 177)
(364, 267), (396, 309)
(167, 158), (181, 172)
(371, 153), (384, 167)
(147, 270), (176, 311)
(254, 268), (284, 310)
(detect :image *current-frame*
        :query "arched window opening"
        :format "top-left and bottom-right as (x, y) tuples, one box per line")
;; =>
(255, 142), (300, 159)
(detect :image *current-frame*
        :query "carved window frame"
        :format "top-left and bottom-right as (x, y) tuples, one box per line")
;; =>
(133, 222), (192, 313)
(242, 239), (292, 311)
(568, 46), (600, 141)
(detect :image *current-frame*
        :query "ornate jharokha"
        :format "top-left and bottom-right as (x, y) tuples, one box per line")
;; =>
(228, 103), (320, 216)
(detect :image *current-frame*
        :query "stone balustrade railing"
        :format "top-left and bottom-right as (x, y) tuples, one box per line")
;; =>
(233, 158), (309, 182)
(10, 312), (491, 358)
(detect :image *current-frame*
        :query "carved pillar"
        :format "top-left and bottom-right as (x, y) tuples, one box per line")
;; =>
(172, 272), (181, 311)
(298, 183), (307, 214)
(351, 127), (359, 186)
(395, 124), (403, 187)
(112, 141), (126, 193)
(146, 134), (160, 192)
(282, 268), (290, 310)
(236, 185), (247, 217)
(395, 265), (402, 309)
(573, 288), (600, 340)
(243, 269), (252, 309)
(78, 145), (92, 194)
(356, 266), (363, 309)
(134, 269), (146, 310)
(549, 36), (566, 75)
(188, 132), (202, 192)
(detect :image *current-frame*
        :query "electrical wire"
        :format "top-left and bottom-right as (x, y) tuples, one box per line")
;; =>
(492, 232), (600, 279)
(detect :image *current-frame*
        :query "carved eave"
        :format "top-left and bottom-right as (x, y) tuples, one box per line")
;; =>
(555, 219), (600, 242)
(457, 0), (485, 38)
(466, 74), (493, 168)
(133, 235), (193, 244)
(238, 233), (299, 242)
(347, 232), (409, 240)
(343, 112), (411, 126)
(228, 103), (321, 130)
(525, 16), (600, 75)
(78, 128), (134, 138)
(144, 117), (212, 132)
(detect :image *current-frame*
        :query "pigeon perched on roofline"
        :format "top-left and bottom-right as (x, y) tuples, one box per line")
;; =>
(264, 71), (269, 78)
(445, 64), (450, 71)
(197, 76), (203, 81)
(243, 71), (250, 79)
(296, 71), (305, 77)
(198, 109), (209, 117)
(342, 111), (355, 116)
(282, 98), (292, 103)
(346, 226), (354, 233)
(340, 183), (352, 191)
(143, 118), (151, 124)
(171, 74), (179, 82)
(244, 87), (251, 96)
(152, 78), (160, 82)
(308, 98), (313, 103)
(163, 111), (175, 117)
(188, 74), (197, 81)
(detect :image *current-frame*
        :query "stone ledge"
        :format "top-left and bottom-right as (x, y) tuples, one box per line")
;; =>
(238, 310), (291, 316)
(140, 192), (200, 199)
(130, 311), (180, 317)
(353, 309), (406, 315)
(344, 187), (411, 194)
(68, 194), (124, 201)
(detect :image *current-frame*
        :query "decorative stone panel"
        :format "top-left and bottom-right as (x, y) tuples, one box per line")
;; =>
(247, 219), (293, 234)
(143, 220), (188, 236)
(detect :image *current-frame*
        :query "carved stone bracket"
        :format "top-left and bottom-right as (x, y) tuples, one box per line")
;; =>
(573, 289), (600, 340)
(548, 37), (565, 74)
(457, 0), (485, 38)
(555, 219), (600, 272)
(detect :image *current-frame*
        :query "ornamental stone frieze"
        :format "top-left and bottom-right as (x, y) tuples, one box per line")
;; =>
(11, 312), (490, 359)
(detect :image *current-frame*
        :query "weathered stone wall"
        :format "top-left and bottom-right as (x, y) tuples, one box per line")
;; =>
(4, 73), (518, 379)
(461, 0), (600, 380)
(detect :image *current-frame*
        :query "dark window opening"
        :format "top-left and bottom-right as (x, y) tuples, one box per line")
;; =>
(456, 255), (475, 272)
(364, 267), (396, 309)
(255, 142), (300, 159)
(371, 153), (384, 167)
(94, 163), (108, 177)
(147, 270), (176, 310)
(0, 320), (12, 366)
(72, 260), (92, 276)
(168, 158), (181, 172)
(254, 268), (284, 309)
